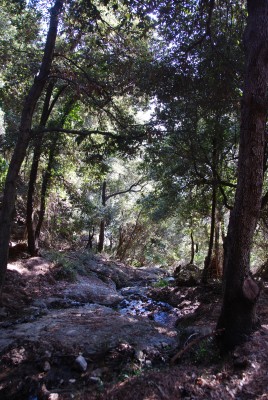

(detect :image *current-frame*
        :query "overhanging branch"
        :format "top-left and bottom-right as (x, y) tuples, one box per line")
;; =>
(106, 179), (144, 201)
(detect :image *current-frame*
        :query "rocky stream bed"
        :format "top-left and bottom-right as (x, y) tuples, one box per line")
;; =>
(1, 253), (268, 400)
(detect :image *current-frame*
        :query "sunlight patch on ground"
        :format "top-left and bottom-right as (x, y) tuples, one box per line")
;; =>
(7, 257), (51, 276)
(155, 326), (177, 337)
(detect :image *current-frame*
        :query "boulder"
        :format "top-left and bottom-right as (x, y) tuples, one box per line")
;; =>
(174, 263), (202, 286)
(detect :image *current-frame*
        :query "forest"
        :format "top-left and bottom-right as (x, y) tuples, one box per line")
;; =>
(1, 0), (268, 399)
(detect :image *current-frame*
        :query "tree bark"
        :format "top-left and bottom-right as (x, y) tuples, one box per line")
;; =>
(86, 226), (94, 249)
(202, 184), (217, 283)
(217, 0), (268, 350)
(190, 231), (195, 264)
(27, 83), (55, 256)
(98, 181), (107, 252)
(34, 136), (58, 243)
(28, 95), (74, 254)
(0, 0), (63, 294)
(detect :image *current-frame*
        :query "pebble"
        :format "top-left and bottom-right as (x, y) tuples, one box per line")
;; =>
(45, 350), (52, 358)
(0, 307), (8, 317)
(43, 361), (51, 372)
(75, 355), (87, 372)
(89, 376), (102, 384)
(161, 342), (169, 348)
(48, 394), (59, 400)
(135, 350), (144, 362)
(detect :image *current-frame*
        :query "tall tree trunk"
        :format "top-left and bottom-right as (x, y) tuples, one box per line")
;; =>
(98, 219), (105, 253)
(217, 0), (268, 350)
(98, 181), (106, 252)
(27, 139), (43, 255)
(214, 208), (222, 279)
(34, 137), (58, 243)
(27, 83), (55, 256)
(27, 94), (74, 254)
(0, 0), (63, 294)
(190, 231), (195, 264)
(86, 226), (94, 249)
(202, 184), (217, 283)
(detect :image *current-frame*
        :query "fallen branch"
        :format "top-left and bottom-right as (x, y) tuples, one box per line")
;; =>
(170, 328), (225, 365)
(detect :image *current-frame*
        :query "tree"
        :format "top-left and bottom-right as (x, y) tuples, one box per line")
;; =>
(131, 0), (244, 280)
(97, 178), (143, 252)
(0, 0), (63, 294)
(26, 92), (76, 255)
(217, 0), (268, 350)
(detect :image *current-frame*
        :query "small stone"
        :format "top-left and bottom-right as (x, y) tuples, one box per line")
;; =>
(145, 360), (152, 367)
(75, 355), (87, 372)
(0, 307), (8, 317)
(48, 394), (59, 400)
(45, 350), (52, 358)
(161, 342), (169, 348)
(69, 379), (76, 384)
(89, 376), (102, 384)
(43, 361), (51, 372)
(135, 350), (144, 362)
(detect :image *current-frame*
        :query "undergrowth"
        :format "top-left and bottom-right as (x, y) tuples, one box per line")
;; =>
(42, 249), (94, 281)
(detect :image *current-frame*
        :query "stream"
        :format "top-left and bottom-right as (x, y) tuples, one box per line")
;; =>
(117, 286), (180, 327)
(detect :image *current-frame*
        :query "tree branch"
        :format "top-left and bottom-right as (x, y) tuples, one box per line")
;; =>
(41, 127), (120, 138)
(106, 179), (144, 201)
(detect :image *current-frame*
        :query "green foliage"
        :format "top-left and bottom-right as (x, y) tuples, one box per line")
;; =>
(42, 249), (92, 281)
(153, 278), (170, 288)
(0, 0), (258, 271)
(193, 339), (221, 365)
(43, 250), (77, 281)
(0, 156), (8, 190)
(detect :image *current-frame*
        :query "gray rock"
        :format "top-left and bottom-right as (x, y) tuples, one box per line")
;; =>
(120, 286), (148, 297)
(0, 307), (8, 318)
(43, 360), (51, 372)
(0, 304), (178, 358)
(75, 355), (87, 372)
(89, 376), (102, 384)
(63, 275), (123, 306)
(48, 395), (59, 400)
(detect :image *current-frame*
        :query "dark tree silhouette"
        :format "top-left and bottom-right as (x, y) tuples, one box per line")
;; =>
(0, 0), (63, 294)
(217, 0), (268, 350)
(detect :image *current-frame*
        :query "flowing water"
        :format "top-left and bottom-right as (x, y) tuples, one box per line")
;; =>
(117, 291), (180, 327)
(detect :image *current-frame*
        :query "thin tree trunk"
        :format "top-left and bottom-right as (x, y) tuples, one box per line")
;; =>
(214, 209), (222, 278)
(86, 227), (94, 249)
(116, 225), (124, 257)
(27, 83), (55, 255)
(0, 0), (63, 294)
(98, 220), (105, 252)
(34, 137), (58, 243)
(29, 97), (75, 251)
(202, 184), (217, 284)
(190, 231), (195, 264)
(217, 0), (268, 350)
(98, 181), (107, 252)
